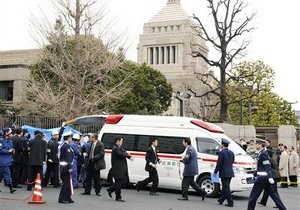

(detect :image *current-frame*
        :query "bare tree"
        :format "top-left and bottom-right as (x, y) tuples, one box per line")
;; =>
(190, 0), (255, 122)
(26, 0), (130, 119)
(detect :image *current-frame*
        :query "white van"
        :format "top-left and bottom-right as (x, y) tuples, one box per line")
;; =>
(95, 115), (256, 197)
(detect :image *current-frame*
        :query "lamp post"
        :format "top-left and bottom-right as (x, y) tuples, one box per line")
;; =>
(174, 91), (184, 117)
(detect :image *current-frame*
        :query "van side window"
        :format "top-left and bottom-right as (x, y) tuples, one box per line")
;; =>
(101, 133), (116, 149)
(196, 138), (220, 156)
(137, 136), (151, 152)
(101, 133), (135, 151)
(157, 136), (185, 154)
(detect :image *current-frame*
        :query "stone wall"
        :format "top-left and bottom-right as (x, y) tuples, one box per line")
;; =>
(0, 49), (41, 106)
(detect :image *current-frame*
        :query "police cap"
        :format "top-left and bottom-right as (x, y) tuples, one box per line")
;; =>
(62, 130), (72, 137)
(72, 133), (80, 140)
(256, 138), (266, 145)
(2, 127), (12, 136)
(34, 130), (42, 136)
(221, 138), (230, 146)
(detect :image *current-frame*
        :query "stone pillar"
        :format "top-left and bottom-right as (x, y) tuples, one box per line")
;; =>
(278, 125), (297, 148)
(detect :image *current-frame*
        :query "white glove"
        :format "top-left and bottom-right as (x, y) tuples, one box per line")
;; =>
(62, 122), (66, 127)
(268, 178), (275, 184)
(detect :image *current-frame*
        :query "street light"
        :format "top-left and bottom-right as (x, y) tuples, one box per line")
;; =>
(174, 91), (184, 117)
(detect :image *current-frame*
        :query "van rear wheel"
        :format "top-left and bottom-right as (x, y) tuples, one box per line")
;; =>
(197, 175), (220, 198)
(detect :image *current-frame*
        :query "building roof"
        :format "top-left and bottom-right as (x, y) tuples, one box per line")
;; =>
(149, 0), (189, 22)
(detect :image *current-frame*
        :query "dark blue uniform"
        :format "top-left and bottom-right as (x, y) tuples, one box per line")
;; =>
(58, 141), (74, 203)
(0, 137), (13, 185)
(247, 149), (286, 210)
(214, 147), (235, 206)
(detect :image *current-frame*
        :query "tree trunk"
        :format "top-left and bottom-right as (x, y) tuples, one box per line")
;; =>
(220, 45), (228, 122)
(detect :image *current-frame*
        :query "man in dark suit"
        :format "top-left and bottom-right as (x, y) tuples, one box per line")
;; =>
(58, 131), (74, 204)
(44, 130), (60, 188)
(11, 127), (23, 188)
(213, 138), (235, 207)
(81, 133), (105, 196)
(20, 129), (30, 185)
(136, 137), (160, 195)
(27, 131), (47, 191)
(107, 136), (132, 202)
(247, 139), (286, 210)
(178, 138), (207, 201)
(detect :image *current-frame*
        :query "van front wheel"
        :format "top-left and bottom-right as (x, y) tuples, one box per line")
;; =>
(197, 175), (220, 198)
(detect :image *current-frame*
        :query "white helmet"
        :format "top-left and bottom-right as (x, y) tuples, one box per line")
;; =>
(52, 129), (59, 135)
(72, 133), (80, 140)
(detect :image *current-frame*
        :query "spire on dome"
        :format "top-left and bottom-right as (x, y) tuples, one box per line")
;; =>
(167, 0), (181, 5)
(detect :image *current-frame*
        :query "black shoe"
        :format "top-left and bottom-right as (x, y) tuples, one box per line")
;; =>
(69, 200), (75, 203)
(273, 206), (279, 209)
(58, 200), (69, 204)
(27, 188), (32, 191)
(225, 204), (234, 207)
(149, 192), (159, 196)
(96, 193), (101, 196)
(177, 196), (188, 201)
(116, 198), (125, 202)
(107, 189), (112, 198)
(201, 193), (207, 201)
(136, 184), (140, 192)
(258, 202), (266, 206)
(10, 189), (16, 194)
(81, 192), (91, 195)
(218, 199), (224, 205)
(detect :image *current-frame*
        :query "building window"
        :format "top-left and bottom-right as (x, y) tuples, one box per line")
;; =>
(152, 27), (155, 33)
(0, 81), (13, 101)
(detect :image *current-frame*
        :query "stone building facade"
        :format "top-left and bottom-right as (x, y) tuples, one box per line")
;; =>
(137, 0), (209, 117)
(0, 49), (40, 109)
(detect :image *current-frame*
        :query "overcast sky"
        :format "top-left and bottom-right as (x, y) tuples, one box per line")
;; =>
(1, 0), (300, 109)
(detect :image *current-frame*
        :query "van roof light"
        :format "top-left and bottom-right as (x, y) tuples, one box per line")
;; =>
(190, 120), (224, 133)
(105, 115), (124, 124)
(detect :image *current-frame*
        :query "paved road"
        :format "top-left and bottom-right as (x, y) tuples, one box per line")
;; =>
(0, 184), (299, 210)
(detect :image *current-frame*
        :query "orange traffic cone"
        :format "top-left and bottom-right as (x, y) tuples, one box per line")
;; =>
(28, 173), (46, 204)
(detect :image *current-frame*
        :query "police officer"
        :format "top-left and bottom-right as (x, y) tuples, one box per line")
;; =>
(213, 138), (235, 207)
(58, 131), (74, 204)
(70, 134), (80, 189)
(247, 139), (286, 210)
(0, 128), (16, 193)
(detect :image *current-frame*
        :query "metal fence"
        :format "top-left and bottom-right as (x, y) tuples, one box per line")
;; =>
(0, 115), (102, 134)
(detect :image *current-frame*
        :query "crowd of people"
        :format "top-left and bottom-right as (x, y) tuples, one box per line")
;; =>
(0, 126), (106, 201)
(239, 138), (299, 188)
(0, 126), (209, 204)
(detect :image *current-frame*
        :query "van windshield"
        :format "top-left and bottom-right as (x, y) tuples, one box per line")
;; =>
(221, 137), (246, 155)
(211, 133), (247, 155)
